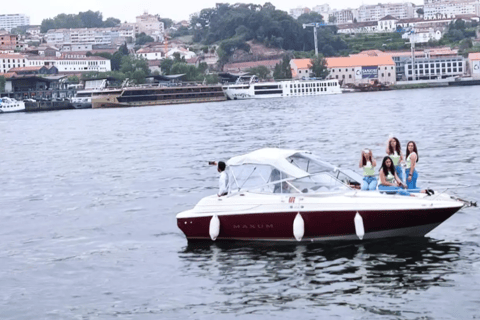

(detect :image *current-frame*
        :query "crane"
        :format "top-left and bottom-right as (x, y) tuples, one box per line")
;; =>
(302, 22), (334, 56)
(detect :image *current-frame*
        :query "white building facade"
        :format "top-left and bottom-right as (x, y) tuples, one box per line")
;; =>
(0, 14), (30, 32)
(0, 53), (27, 73)
(358, 2), (416, 22)
(28, 56), (111, 72)
(424, 0), (479, 19)
(45, 27), (135, 46)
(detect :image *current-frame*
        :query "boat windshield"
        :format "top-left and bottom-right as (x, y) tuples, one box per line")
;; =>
(286, 154), (335, 174)
(228, 164), (349, 194)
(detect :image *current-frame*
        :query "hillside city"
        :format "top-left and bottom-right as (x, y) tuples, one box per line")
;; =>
(1, 0), (480, 94)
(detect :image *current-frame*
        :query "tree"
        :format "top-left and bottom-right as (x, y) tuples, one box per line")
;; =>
(310, 54), (329, 78)
(246, 65), (271, 80)
(159, 18), (173, 29)
(416, 8), (424, 16)
(0, 76), (5, 92)
(273, 55), (292, 80)
(40, 12), (122, 32)
(104, 17), (121, 27)
(328, 15), (337, 24)
(135, 33), (154, 45)
(78, 10), (104, 28)
(160, 59), (174, 74)
(120, 55), (149, 83)
(68, 75), (80, 83)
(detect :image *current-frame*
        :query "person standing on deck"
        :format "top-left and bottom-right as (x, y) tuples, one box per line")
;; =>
(209, 161), (229, 197)
(386, 137), (404, 183)
(359, 149), (377, 191)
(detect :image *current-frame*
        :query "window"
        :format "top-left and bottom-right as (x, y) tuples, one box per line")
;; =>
(388, 73), (391, 76)
(349, 74), (352, 78)
(382, 73), (384, 77)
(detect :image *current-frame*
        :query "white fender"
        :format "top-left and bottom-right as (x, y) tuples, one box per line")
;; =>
(293, 213), (305, 242)
(354, 212), (365, 240)
(209, 215), (220, 241)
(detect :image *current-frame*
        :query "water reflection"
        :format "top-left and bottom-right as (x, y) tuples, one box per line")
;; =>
(179, 238), (461, 314)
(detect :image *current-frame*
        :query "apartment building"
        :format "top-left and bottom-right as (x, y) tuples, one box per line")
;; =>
(45, 27), (135, 46)
(332, 9), (355, 24)
(122, 12), (165, 41)
(289, 7), (311, 19)
(357, 2), (416, 22)
(0, 14), (30, 32)
(424, 0), (479, 19)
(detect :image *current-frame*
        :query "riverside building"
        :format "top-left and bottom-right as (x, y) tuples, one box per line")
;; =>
(325, 56), (396, 85)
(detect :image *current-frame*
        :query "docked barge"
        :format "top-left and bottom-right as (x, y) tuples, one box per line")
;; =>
(92, 85), (226, 108)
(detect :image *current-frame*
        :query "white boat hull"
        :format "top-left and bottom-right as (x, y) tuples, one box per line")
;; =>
(223, 79), (342, 100)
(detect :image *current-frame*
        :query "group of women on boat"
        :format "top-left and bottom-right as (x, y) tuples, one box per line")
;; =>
(359, 137), (433, 196)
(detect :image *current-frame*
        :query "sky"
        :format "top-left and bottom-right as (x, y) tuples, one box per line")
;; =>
(2, 0), (423, 25)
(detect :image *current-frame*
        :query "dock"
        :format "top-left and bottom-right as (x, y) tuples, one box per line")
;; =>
(24, 101), (75, 112)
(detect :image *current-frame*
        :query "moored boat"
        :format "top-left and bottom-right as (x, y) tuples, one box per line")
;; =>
(177, 148), (468, 242)
(222, 75), (342, 100)
(91, 84), (226, 108)
(0, 97), (25, 113)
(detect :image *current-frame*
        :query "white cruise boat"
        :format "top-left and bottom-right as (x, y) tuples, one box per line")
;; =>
(222, 75), (342, 100)
(0, 97), (25, 113)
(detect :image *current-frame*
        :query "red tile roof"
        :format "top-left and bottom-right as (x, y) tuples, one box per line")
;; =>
(468, 52), (480, 60)
(290, 58), (312, 69)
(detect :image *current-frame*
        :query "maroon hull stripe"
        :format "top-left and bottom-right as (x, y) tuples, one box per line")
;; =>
(177, 207), (461, 241)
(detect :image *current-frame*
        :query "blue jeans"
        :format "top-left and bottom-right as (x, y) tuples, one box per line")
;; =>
(395, 165), (404, 183)
(405, 168), (420, 192)
(378, 184), (410, 196)
(362, 176), (377, 191)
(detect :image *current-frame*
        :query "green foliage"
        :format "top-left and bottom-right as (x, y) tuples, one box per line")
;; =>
(135, 33), (155, 45)
(120, 55), (150, 84)
(441, 19), (478, 44)
(40, 11), (121, 33)
(68, 75), (80, 83)
(172, 26), (191, 38)
(416, 8), (424, 15)
(104, 17), (121, 27)
(0, 76), (5, 92)
(160, 59), (174, 75)
(159, 18), (174, 29)
(310, 54), (328, 79)
(246, 65), (271, 80)
(273, 55), (292, 80)
(160, 59), (216, 82)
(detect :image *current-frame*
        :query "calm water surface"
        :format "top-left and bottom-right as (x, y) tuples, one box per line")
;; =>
(1, 87), (480, 319)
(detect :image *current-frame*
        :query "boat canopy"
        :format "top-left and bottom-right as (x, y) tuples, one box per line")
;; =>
(225, 148), (361, 194)
(227, 148), (310, 179)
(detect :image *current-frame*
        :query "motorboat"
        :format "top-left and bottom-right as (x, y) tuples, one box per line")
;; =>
(0, 97), (25, 113)
(222, 75), (342, 100)
(177, 148), (470, 242)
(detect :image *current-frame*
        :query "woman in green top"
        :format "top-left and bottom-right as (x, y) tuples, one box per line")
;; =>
(378, 156), (410, 196)
(386, 137), (404, 183)
(359, 149), (377, 190)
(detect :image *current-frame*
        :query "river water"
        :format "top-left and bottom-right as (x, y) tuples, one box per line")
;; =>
(1, 86), (480, 319)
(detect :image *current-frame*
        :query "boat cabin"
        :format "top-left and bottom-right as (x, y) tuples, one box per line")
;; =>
(225, 148), (362, 195)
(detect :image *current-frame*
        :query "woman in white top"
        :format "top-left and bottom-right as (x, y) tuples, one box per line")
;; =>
(378, 156), (410, 196)
(386, 137), (404, 183)
(359, 149), (377, 190)
(405, 141), (419, 191)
